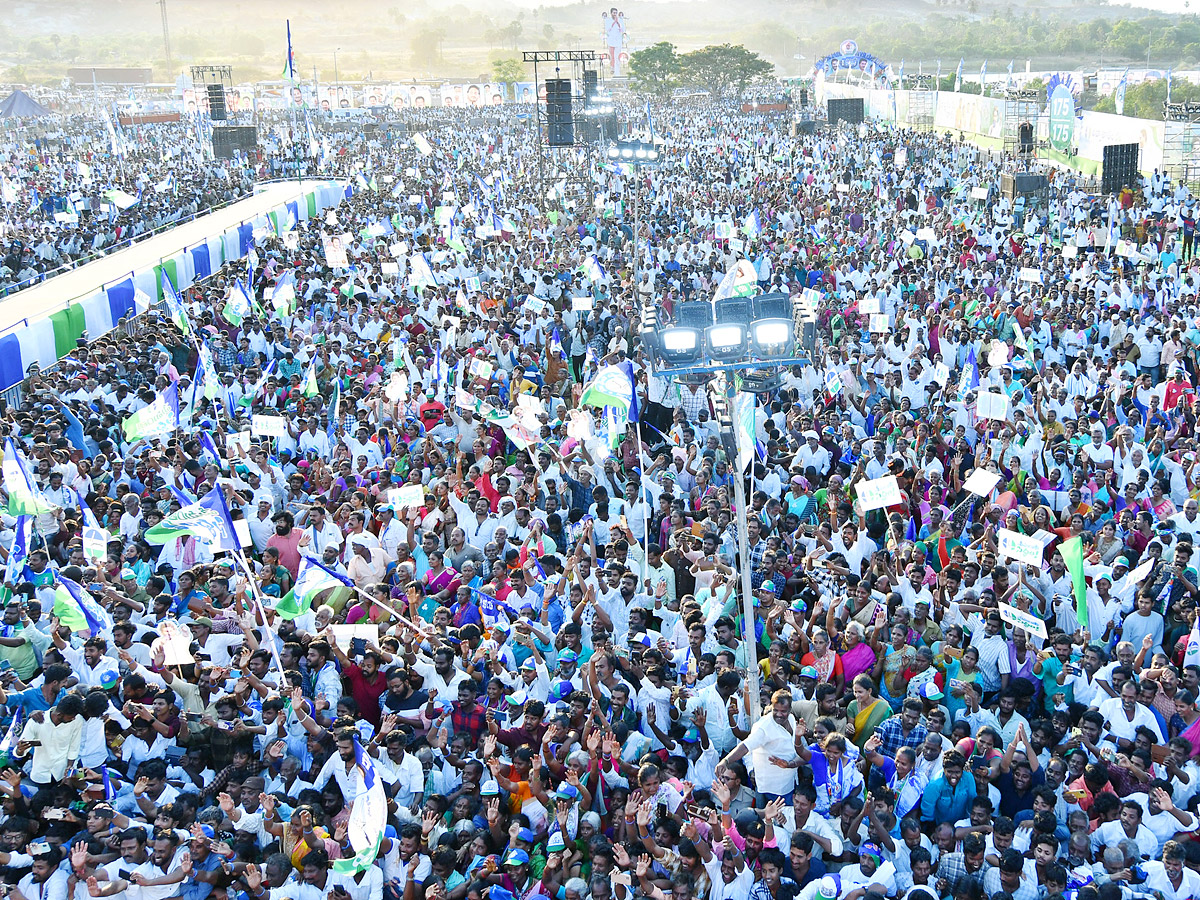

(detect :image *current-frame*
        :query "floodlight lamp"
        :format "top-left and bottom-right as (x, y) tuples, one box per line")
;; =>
(751, 319), (793, 356)
(706, 323), (747, 360)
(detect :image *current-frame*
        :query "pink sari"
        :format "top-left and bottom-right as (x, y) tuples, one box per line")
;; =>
(841, 642), (877, 685)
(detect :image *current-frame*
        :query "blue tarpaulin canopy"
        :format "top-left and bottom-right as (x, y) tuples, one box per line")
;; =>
(0, 90), (51, 118)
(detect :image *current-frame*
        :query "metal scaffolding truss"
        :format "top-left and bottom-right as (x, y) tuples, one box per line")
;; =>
(1164, 121), (1200, 192)
(908, 89), (936, 130)
(1002, 89), (1043, 163)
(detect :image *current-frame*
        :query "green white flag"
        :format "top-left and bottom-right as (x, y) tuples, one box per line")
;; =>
(122, 383), (180, 442)
(1060, 535), (1088, 629)
(276, 556), (353, 619)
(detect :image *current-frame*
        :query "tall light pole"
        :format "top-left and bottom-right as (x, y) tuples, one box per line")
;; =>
(607, 138), (659, 304)
(158, 0), (173, 80)
(712, 387), (760, 708)
(333, 48), (341, 108)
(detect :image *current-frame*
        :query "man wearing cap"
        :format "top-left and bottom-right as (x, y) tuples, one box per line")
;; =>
(839, 842), (898, 899)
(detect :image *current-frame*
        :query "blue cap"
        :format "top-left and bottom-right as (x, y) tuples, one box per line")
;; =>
(192, 824), (216, 841)
(558, 649), (579, 663)
(516, 827), (535, 842)
(504, 849), (530, 866)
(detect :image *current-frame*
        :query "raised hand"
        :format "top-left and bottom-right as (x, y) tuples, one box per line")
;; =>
(636, 854), (652, 878)
(613, 843), (631, 868)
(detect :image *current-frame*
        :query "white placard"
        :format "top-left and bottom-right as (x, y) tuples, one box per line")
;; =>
(232, 518), (253, 549)
(572, 296), (594, 311)
(932, 362), (951, 385)
(1019, 267), (1043, 283)
(381, 262), (400, 275)
(963, 468), (1001, 496)
(869, 314), (890, 333)
(384, 371), (408, 402)
(999, 602), (1048, 639)
(836, 183), (849, 193)
(971, 186), (989, 200)
(329, 624), (381, 647)
(1030, 529), (1059, 547)
(730, 238), (745, 252)
(226, 431), (252, 453)
(251, 414), (286, 437)
(1062, 244), (1078, 259)
(856, 475), (903, 511)
(900, 230), (915, 245)
(998, 528), (1045, 566)
(860, 296), (881, 315)
(976, 391), (1011, 421)
(470, 358), (494, 380)
(916, 227), (937, 243)
(154, 619), (194, 665)
(988, 342), (1009, 367)
(388, 484), (425, 508)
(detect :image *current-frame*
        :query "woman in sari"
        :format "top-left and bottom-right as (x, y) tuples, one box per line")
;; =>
(839, 621), (877, 688)
(1170, 689), (1200, 739)
(845, 673), (890, 750)
(799, 627), (845, 696)
(1150, 480), (1177, 519)
(423, 551), (459, 605)
(874, 621), (918, 711)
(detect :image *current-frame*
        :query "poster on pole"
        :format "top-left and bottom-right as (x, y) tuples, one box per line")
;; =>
(998, 528), (1045, 566)
(869, 314), (890, 333)
(855, 475), (902, 511)
(976, 391), (1011, 421)
(999, 602), (1048, 639)
(251, 414), (286, 437)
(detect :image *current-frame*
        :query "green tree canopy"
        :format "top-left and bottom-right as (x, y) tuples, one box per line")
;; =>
(491, 57), (525, 85)
(627, 41), (680, 97)
(679, 44), (774, 98)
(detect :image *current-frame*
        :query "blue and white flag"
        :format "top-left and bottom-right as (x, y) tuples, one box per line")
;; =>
(955, 58), (963, 92)
(958, 346), (981, 398)
(331, 738), (388, 873)
(583, 254), (605, 284)
(743, 210), (762, 238)
(53, 577), (114, 636)
(979, 60), (987, 92)
(1115, 69), (1129, 115)
(5, 515), (31, 586)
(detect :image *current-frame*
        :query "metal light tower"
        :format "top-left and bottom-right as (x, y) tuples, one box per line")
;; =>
(158, 0), (173, 79)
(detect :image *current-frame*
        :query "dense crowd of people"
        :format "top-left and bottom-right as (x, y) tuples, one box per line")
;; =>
(0, 117), (266, 297)
(0, 93), (1198, 900)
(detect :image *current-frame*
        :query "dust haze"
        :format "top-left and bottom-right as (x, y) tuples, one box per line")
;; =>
(0, 0), (1193, 86)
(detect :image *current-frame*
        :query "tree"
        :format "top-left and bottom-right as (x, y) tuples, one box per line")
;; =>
(627, 41), (681, 96)
(679, 44), (774, 99)
(411, 27), (445, 71)
(492, 57), (525, 84)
